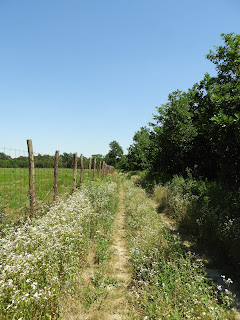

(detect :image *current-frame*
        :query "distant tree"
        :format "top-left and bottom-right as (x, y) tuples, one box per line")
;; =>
(105, 141), (123, 168)
(60, 153), (74, 168)
(92, 154), (104, 162)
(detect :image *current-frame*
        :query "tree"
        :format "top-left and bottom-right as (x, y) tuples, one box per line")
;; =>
(126, 127), (152, 170)
(187, 33), (240, 184)
(150, 90), (197, 174)
(105, 141), (123, 168)
(92, 154), (104, 162)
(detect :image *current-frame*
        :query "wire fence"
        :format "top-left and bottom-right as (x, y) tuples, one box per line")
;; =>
(0, 141), (114, 223)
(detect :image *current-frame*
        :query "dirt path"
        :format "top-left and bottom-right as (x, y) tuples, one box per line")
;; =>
(87, 185), (132, 320)
(61, 185), (132, 320)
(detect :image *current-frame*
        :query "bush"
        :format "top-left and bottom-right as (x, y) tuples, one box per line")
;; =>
(162, 174), (240, 265)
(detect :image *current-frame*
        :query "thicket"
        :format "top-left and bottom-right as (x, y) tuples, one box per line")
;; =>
(124, 33), (240, 187)
(123, 33), (240, 267)
(154, 175), (240, 268)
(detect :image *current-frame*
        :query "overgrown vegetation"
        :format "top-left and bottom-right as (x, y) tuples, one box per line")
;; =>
(124, 33), (240, 187)
(154, 175), (240, 268)
(0, 179), (118, 320)
(123, 33), (240, 269)
(125, 179), (235, 319)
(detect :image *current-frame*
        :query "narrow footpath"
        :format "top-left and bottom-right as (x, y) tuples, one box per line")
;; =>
(87, 185), (132, 319)
(61, 185), (133, 320)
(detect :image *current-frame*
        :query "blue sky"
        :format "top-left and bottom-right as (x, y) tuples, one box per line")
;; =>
(0, 0), (239, 157)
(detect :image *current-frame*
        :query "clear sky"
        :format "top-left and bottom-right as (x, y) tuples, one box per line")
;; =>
(0, 0), (239, 157)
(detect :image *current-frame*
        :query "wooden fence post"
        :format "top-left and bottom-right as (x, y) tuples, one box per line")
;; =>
(98, 161), (102, 177)
(27, 139), (36, 215)
(93, 158), (96, 179)
(102, 161), (105, 177)
(73, 152), (78, 190)
(53, 150), (59, 202)
(80, 154), (84, 184)
(88, 157), (92, 179)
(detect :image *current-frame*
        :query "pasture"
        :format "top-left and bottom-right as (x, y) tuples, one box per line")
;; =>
(0, 168), (90, 222)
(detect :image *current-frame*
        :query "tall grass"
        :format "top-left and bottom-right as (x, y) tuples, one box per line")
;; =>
(125, 180), (234, 319)
(154, 175), (240, 266)
(0, 179), (118, 320)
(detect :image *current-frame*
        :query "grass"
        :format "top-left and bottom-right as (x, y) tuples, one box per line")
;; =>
(124, 179), (235, 319)
(0, 177), (118, 320)
(0, 168), (98, 223)
(155, 175), (240, 268)
(59, 177), (120, 319)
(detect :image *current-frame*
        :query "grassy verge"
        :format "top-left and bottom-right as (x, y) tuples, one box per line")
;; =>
(0, 178), (118, 320)
(152, 175), (240, 269)
(124, 179), (235, 319)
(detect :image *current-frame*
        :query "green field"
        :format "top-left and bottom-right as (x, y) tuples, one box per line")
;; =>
(0, 168), (92, 222)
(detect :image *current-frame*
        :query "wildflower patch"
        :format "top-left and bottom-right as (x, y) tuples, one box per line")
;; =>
(0, 181), (117, 320)
(125, 180), (235, 319)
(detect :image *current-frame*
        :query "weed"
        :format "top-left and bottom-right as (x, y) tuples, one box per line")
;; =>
(0, 179), (118, 319)
(124, 180), (234, 319)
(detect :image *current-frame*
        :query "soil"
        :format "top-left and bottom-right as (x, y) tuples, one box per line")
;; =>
(60, 185), (133, 320)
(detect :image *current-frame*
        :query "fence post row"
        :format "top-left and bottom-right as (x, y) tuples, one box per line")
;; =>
(53, 150), (59, 202)
(27, 139), (36, 215)
(25, 140), (115, 215)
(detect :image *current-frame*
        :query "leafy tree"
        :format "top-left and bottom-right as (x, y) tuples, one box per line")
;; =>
(151, 90), (197, 174)
(92, 154), (104, 162)
(125, 33), (240, 187)
(188, 33), (240, 183)
(126, 127), (152, 170)
(105, 141), (123, 168)
(60, 153), (74, 168)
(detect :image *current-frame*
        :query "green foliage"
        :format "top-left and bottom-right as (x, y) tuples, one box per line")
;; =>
(105, 140), (124, 168)
(125, 180), (234, 319)
(125, 33), (240, 187)
(151, 90), (197, 174)
(0, 152), (92, 170)
(0, 180), (118, 319)
(125, 127), (152, 171)
(160, 174), (240, 266)
(91, 154), (104, 162)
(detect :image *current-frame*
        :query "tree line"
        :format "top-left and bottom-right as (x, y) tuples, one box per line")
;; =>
(1, 33), (239, 186)
(0, 152), (94, 169)
(122, 33), (240, 188)
(0, 142), (124, 169)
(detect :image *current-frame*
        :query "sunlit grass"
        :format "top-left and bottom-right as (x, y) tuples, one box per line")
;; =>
(124, 180), (235, 319)
(0, 178), (118, 319)
(0, 168), (94, 223)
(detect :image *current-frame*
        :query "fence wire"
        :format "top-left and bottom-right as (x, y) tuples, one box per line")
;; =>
(0, 147), (29, 219)
(0, 146), (114, 224)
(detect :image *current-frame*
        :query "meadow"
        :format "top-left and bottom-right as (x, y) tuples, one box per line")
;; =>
(0, 168), (91, 223)
(0, 178), (118, 319)
(0, 173), (238, 319)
